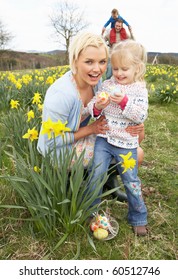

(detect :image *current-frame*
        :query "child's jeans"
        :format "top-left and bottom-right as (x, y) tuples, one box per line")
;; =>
(90, 137), (147, 226)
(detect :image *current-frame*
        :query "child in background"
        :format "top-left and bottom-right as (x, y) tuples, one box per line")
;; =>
(87, 40), (148, 236)
(101, 8), (132, 36)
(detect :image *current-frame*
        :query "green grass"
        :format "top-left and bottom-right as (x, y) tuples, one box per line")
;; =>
(0, 101), (177, 260)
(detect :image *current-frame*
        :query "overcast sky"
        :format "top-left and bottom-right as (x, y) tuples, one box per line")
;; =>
(0, 0), (177, 53)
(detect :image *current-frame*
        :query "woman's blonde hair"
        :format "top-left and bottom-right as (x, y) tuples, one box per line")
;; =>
(111, 39), (147, 81)
(69, 32), (109, 74)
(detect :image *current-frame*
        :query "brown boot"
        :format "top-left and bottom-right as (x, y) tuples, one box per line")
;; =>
(132, 225), (148, 236)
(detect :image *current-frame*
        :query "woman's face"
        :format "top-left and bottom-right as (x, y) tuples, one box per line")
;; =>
(75, 46), (107, 86)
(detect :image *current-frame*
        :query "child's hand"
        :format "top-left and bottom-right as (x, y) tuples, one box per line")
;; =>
(95, 92), (110, 110)
(110, 92), (125, 104)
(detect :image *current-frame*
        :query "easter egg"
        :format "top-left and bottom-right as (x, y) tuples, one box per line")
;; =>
(90, 222), (99, 232)
(98, 91), (109, 103)
(93, 228), (109, 240)
(109, 85), (121, 96)
(96, 214), (110, 230)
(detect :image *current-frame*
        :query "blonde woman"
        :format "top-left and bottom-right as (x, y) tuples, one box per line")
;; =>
(37, 33), (145, 202)
(37, 32), (109, 164)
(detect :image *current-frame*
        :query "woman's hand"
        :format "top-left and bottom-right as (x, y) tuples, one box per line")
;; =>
(74, 116), (109, 141)
(126, 123), (144, 136)
(89, 115), (109, 134)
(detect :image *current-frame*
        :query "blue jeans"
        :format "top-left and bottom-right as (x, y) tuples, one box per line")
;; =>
(90, 137), (147, 226)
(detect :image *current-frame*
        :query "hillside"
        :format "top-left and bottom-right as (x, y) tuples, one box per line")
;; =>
(0, 49), (178, 71)
(0, 50), (66, 71)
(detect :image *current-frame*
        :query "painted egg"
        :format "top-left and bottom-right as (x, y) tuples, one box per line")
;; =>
(98, 91), (109, 103)
(90, 222), (99, 232)
(96, 215), (110, 230)
(93, 228), (109, 240)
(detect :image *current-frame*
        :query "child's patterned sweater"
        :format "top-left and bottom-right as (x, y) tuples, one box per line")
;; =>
(87, 77), (148, 149)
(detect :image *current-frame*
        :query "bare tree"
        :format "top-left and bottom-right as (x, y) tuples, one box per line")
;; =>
(50, 0), (89, 64)
(0, 20), (13, 50)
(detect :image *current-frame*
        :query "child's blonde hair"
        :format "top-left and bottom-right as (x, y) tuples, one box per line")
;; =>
(69, 32), (109, 74)
(111, 39), (147, 81)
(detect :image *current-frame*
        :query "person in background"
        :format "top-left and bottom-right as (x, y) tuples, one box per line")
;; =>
(87, 39), (149, 236)
(101, 8), (132, 36)
(104, 19), (133, 80)
(104, 19), (128, 47)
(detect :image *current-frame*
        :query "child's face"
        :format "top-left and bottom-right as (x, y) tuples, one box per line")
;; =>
(112, 13), (118, 19)
(112, 61), (138, 85)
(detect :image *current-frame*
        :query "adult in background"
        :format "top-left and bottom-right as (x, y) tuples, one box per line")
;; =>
(101, 8), (132, 36)
(104, 19), (134, 80)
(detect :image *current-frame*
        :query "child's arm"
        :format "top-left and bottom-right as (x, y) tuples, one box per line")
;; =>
(94, 92), (110, 117)
(111, 84), (148, 124)
(102, 17), (112, 35)
(118, 15), (132, 34)
(118, 15), (130, 27)
(87, 92), (110, 117)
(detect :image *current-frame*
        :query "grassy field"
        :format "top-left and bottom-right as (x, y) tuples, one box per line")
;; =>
(0, 65), (178, 260)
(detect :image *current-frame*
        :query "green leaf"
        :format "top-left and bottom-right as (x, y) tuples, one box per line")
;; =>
(54, 233), (69, 250)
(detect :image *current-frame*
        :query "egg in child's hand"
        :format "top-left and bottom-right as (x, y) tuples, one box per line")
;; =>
(98, 91), (109, 103)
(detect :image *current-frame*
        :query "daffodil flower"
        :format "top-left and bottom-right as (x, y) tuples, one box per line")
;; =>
(119, 151), (136, 174)
(34, 166), (41, 173)
(46, 76), (54, 85)
(53, 119), (71, 138)
(10, 99), (20, 109)
(41, 117), (70, 139)
(22, 127), (38, 142)
(32, 92), (42, 104)
(27, 110), (35, 122)
(37, 103), (43, 111)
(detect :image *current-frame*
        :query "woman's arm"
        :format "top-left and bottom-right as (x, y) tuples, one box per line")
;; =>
(74, 115), (109, 141)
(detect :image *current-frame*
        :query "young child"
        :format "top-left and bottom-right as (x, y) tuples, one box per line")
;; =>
(87, 40), (148, 236)
(101, 8), (131, 36)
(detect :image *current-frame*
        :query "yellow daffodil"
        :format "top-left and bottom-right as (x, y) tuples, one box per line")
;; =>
(119, 151), (136, 174)
(41, 118), (55, 139)
(41, 118), (71, 139)
(22, 74), (32, 85)
(22, 127), (38, 142)
(53, 119), (71, 137)
(150, 84), (155, 91)
(32, 92), (42, 104)
(10, 99), (20, 109)
(46, 76), (54, 85)
(37, 103), (43, 111)
(15, 81), (22, 89)
(34, 166), (41, 173)
(27, 110), (35, 122)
